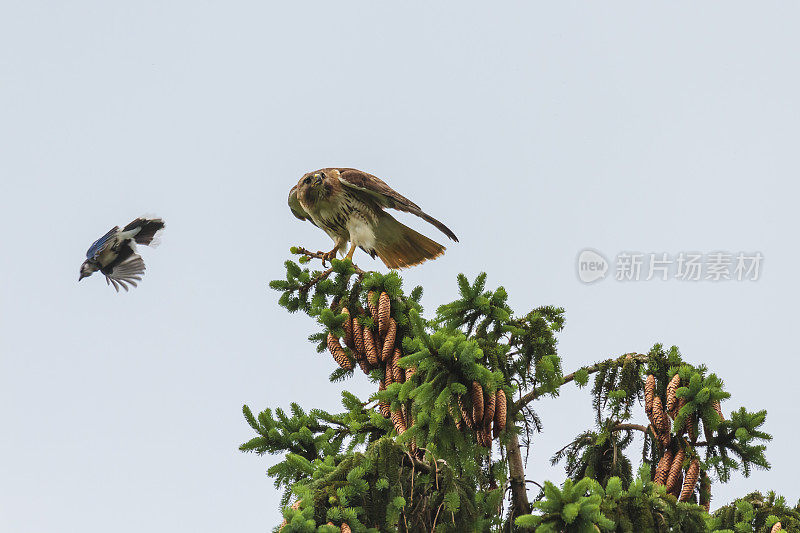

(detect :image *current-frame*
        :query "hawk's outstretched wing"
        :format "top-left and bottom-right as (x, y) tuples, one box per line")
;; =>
(288, 185), (317, 227)
(337, 169), (458, 242)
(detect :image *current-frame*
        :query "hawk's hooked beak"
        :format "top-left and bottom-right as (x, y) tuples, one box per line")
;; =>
(79, 272), (88, 281)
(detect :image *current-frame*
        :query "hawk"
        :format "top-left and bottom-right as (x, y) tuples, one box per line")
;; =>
(79, 217), (165, 291)
(288, 168), (458, 269)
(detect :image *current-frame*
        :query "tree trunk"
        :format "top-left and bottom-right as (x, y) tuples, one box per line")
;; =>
(506, 432), (530, 518)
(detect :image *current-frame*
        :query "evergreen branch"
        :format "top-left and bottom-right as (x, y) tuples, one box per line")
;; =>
(513, 353), (648, 413)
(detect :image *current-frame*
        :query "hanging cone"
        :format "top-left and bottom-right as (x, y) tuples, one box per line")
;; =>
(687, 413), (698, 444)
(471, 381), (484, 425)
(381, 318), (397, 362)
(479, 428), (492, 449)
(458, 396), (474, 429)
(666, 447), (685, 494)
(651, 396), (669, 436)
(483, 389), (496, 428)
(341, 307), (354, 349)
(666, 374), (680, 418)
(406, 366), (416, 380)
(368, 291), (378, 322)
(357, 357), (370, 375)
(391, 408), (407, 434)
(353, 317), (365, 358)
(493, 389), (507, 438)
(645, 374), (656, 417)
(379, 380), (390, 418)
(392, 347), (403, 383)
(679, 458), (700, 502)
(341, 524), (352, 533)
(378, 291), (391, 338)
(713, 400), (724, 421)
(771, 522), (783, 533)
(363, 327), (379, 366)
(327, 333), (354, 370)
(384, 361), (394, 386)
(654, 448), (674, 486)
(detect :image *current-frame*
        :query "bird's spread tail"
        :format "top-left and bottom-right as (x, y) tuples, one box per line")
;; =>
(372, 213), (446, 269)
(123, 217), (165, 246)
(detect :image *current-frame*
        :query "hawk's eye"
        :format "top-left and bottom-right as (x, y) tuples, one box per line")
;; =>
(319, 172), (326, 179)
(303, 177), (312, 185)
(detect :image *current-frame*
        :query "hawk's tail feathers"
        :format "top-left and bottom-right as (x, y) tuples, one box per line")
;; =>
(123, 217), (166, 247)
(372, 213), (446, 269)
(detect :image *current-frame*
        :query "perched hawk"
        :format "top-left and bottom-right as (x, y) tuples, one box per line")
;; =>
(79, 217), (165, 291)
(288, 168), (458, 269)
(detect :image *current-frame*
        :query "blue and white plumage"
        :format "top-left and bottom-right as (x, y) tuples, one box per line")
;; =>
(79, 217), (165, 292)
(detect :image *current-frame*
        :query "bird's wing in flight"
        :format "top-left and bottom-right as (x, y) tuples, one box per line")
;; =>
(337, 169), (458, 242)
(288, 185), (318, 227)
(104, 254), (146, 292)
(100, 241), (145, 292)
(86, 226), (120, 259)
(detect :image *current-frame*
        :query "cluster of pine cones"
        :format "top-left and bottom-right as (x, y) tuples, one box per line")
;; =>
(454, 381), (507, 449)
(645, 373), (722, 507)
(327, 291), (508, 448)
(327, 291), (412, 436)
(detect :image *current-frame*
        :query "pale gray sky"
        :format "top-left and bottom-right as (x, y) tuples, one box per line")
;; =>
(1, 2), (798, 531)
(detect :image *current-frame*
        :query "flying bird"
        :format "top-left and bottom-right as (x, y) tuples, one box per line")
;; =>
(79, 217), (165, 291)
(288, 168), (457, 268)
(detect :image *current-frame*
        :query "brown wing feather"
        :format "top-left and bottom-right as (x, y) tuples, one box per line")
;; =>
(337, 168), (458, 242)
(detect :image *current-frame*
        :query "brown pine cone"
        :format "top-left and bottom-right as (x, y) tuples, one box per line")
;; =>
(483, 389), (496, 428)
(392, 347), (403, 383)
(353, 317), (365, 358)
(645, 374), (656, 417)
(458, 396), (474, 429)
(368, 291), (378, 322)
(471, 382), (484, 424)
(357, 357), (370, 375)
(363, 327), (379, 365)
(479, 428), (492, 449)
(378, 291), (391, 338)
(341, 524), (352, 533)
(659, 432), (671, 450)
(380, 401), (391, 418)
(679, 458), (700, 502)
(341, 307), (354, 349)
(327, 333), (354, 370)
(687, 414), (698, 444)
(651, 396), (669, 436)
(666, 374), (681, 418)
(391, 408), (406, 434)
(406, 366), (416, 379)
(381, 318), (397, 362)
(713, 400), (724, 421)
(654, 448), (674, 486)
(494, 389), (507, 437)
(771, 522), (783, 533)
(666, 447), (685, 494)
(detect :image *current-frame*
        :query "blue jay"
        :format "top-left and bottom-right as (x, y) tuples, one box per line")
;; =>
(79, 217), (165, 291)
